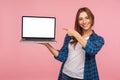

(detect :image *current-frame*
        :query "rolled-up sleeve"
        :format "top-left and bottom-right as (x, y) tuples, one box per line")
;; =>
(54, 34), (71, 62)
(83, 36), (104, 56)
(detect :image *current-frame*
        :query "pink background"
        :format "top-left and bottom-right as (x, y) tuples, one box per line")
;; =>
(0, 0), (120, 80)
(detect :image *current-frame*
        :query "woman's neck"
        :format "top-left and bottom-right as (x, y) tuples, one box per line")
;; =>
(82, 29), (93, 38)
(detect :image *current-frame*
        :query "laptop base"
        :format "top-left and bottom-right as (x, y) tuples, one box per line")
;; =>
(20, 39), (57, 43)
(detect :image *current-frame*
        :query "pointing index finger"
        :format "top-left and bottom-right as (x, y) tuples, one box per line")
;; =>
(62, 28), (68, 31)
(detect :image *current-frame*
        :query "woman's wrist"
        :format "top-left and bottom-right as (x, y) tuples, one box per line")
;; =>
(73, 31), (81, 38)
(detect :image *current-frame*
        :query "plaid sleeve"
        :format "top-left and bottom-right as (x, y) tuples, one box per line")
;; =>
(83, 36), (104, 56)
(54, 34), (70, 62)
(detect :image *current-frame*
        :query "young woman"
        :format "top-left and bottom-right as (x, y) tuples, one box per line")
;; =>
(41, 7), (104, 80)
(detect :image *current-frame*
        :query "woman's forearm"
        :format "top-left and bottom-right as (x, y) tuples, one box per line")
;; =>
(45, 43), (59, 57)
(63, 28), (87, 47)
(74, 32), (87, 47)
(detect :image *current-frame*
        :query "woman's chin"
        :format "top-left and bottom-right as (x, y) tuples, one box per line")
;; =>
(82, 27), (90, 31)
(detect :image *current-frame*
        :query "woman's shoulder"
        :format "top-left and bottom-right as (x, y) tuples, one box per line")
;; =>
(65, 34), (72, 39)
(63, 34), (72, 42)
(90, 31), (104, 42)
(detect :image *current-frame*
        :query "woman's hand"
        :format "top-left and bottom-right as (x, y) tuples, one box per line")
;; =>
(38, 43), (49, 46)
(63, 28), (77, 36)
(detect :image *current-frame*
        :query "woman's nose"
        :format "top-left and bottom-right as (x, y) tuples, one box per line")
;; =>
(83, 19), (87, 24)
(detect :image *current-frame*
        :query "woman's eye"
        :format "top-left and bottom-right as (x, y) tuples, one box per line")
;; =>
(79, 18), (82, 20)
(85, 17), (89, 19)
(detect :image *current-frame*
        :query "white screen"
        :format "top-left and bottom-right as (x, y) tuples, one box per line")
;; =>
(23, 17), (55, 38)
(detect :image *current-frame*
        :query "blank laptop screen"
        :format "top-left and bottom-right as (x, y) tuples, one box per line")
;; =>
(22, 16), (56, 39)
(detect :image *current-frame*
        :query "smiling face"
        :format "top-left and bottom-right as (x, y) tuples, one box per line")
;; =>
(74, 7), (94, 35)
(78, 11), (92, 30)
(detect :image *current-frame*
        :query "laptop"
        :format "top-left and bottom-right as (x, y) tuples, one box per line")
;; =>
(21, 16), (56, 43)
